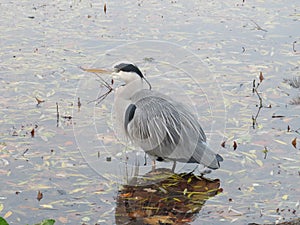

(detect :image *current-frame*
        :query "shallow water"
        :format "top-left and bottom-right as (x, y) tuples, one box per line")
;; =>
(0, 0), (299, 224)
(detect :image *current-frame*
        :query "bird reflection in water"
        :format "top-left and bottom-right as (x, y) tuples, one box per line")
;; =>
(115, 168), (222, 225)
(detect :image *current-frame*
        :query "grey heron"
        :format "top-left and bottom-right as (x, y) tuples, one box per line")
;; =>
(85, 62), (223, 171)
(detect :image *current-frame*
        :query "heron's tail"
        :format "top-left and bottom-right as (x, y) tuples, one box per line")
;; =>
(189, 141), (223, 169)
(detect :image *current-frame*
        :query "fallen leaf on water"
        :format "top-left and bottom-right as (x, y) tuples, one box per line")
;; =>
(255, 159), (263, 167)
(69, 188), (85, 194)
(4, 211), (12, 219)
(259, 71), (264, 83)
(30, 128), (35, 137)
(221, 141), (226, 148)
(0, 217), (9, 225)
(272, 115), (285, 118)
(40, 204), (53, 209)
(38, 219), (55, 225)
(64, 141), (73, 146)
(292, 138), (297, 149)
(233, 141), (237, 150)
(120, 192), (132, 198)
(275, 139), (287, 145)
(282, 194), (289, 200)
(37, 191), (43, 201)
(35, 97), (45, 105)
(58, 217), (68, 224)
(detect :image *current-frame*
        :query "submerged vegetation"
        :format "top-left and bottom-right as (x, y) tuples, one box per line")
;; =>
(116, 169), (221, 224)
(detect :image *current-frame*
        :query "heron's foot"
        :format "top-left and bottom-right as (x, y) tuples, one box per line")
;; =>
(199, 168), (212, 177)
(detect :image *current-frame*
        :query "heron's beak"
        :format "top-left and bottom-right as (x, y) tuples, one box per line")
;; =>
(81, 67), (113, 74)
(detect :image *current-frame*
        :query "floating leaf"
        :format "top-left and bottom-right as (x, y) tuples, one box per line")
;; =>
(259, 71), (264, 83)
(40, 204), (53, 209)
(30, 128), (35, 137)
(3, 211), (12, 219)
(104, 3), (107, 14)
(274, 139), (287, 145)
(282, 194), (289, 200)
(37, 191), (43, 201)
(81, 217), (90, 222)
(255, 159), (263, 167)
(0, 217), (9, 225)
(233, 141), (237, 150)
(39, 219), (56, 225)
(58, 217), (68, 224)
(46, 89), (55, 97)
(221, 141), (226, 148)
(292, 138), (297, 149)
(35, 97), (45, 105)
(272, 115), (284, 118)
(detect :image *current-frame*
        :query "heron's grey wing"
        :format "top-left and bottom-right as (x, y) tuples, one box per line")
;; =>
(130, 89), (207, 141)
(126, 89), (205, 162)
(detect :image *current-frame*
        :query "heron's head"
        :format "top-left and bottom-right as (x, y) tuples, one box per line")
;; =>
(112, 63), (152, 89)
(82, 62), (151, 89)
(113, 63), (144, 83)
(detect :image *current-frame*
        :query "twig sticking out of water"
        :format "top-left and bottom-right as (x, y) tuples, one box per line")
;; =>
(250, 19), (268, 32)
(252, 72), (268, 129)
(293, 41), (297, 53)
(77, 97), (81, 111)
(56, 102), (59, 127)
(88, 73), (114, 105)
(35, 97), (45, 106)
(263, 146), (268, 159)
(80, 67), (114, 105)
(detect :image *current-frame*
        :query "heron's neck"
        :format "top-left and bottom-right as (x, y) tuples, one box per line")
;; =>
(116, 78), (145, 99)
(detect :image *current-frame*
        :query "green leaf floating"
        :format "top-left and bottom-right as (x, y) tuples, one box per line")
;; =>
(0, 217), (9, 225)
(35, 219), (55, 225)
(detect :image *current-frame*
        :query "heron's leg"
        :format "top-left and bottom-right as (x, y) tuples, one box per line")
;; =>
(171, 161), (177, 172)
(199, 167), (212, 177)
(129, 160), (139, 185)
(134, 159), (140, 177)
(151, 160), (156, 171)
(144, 153), (147, 166)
